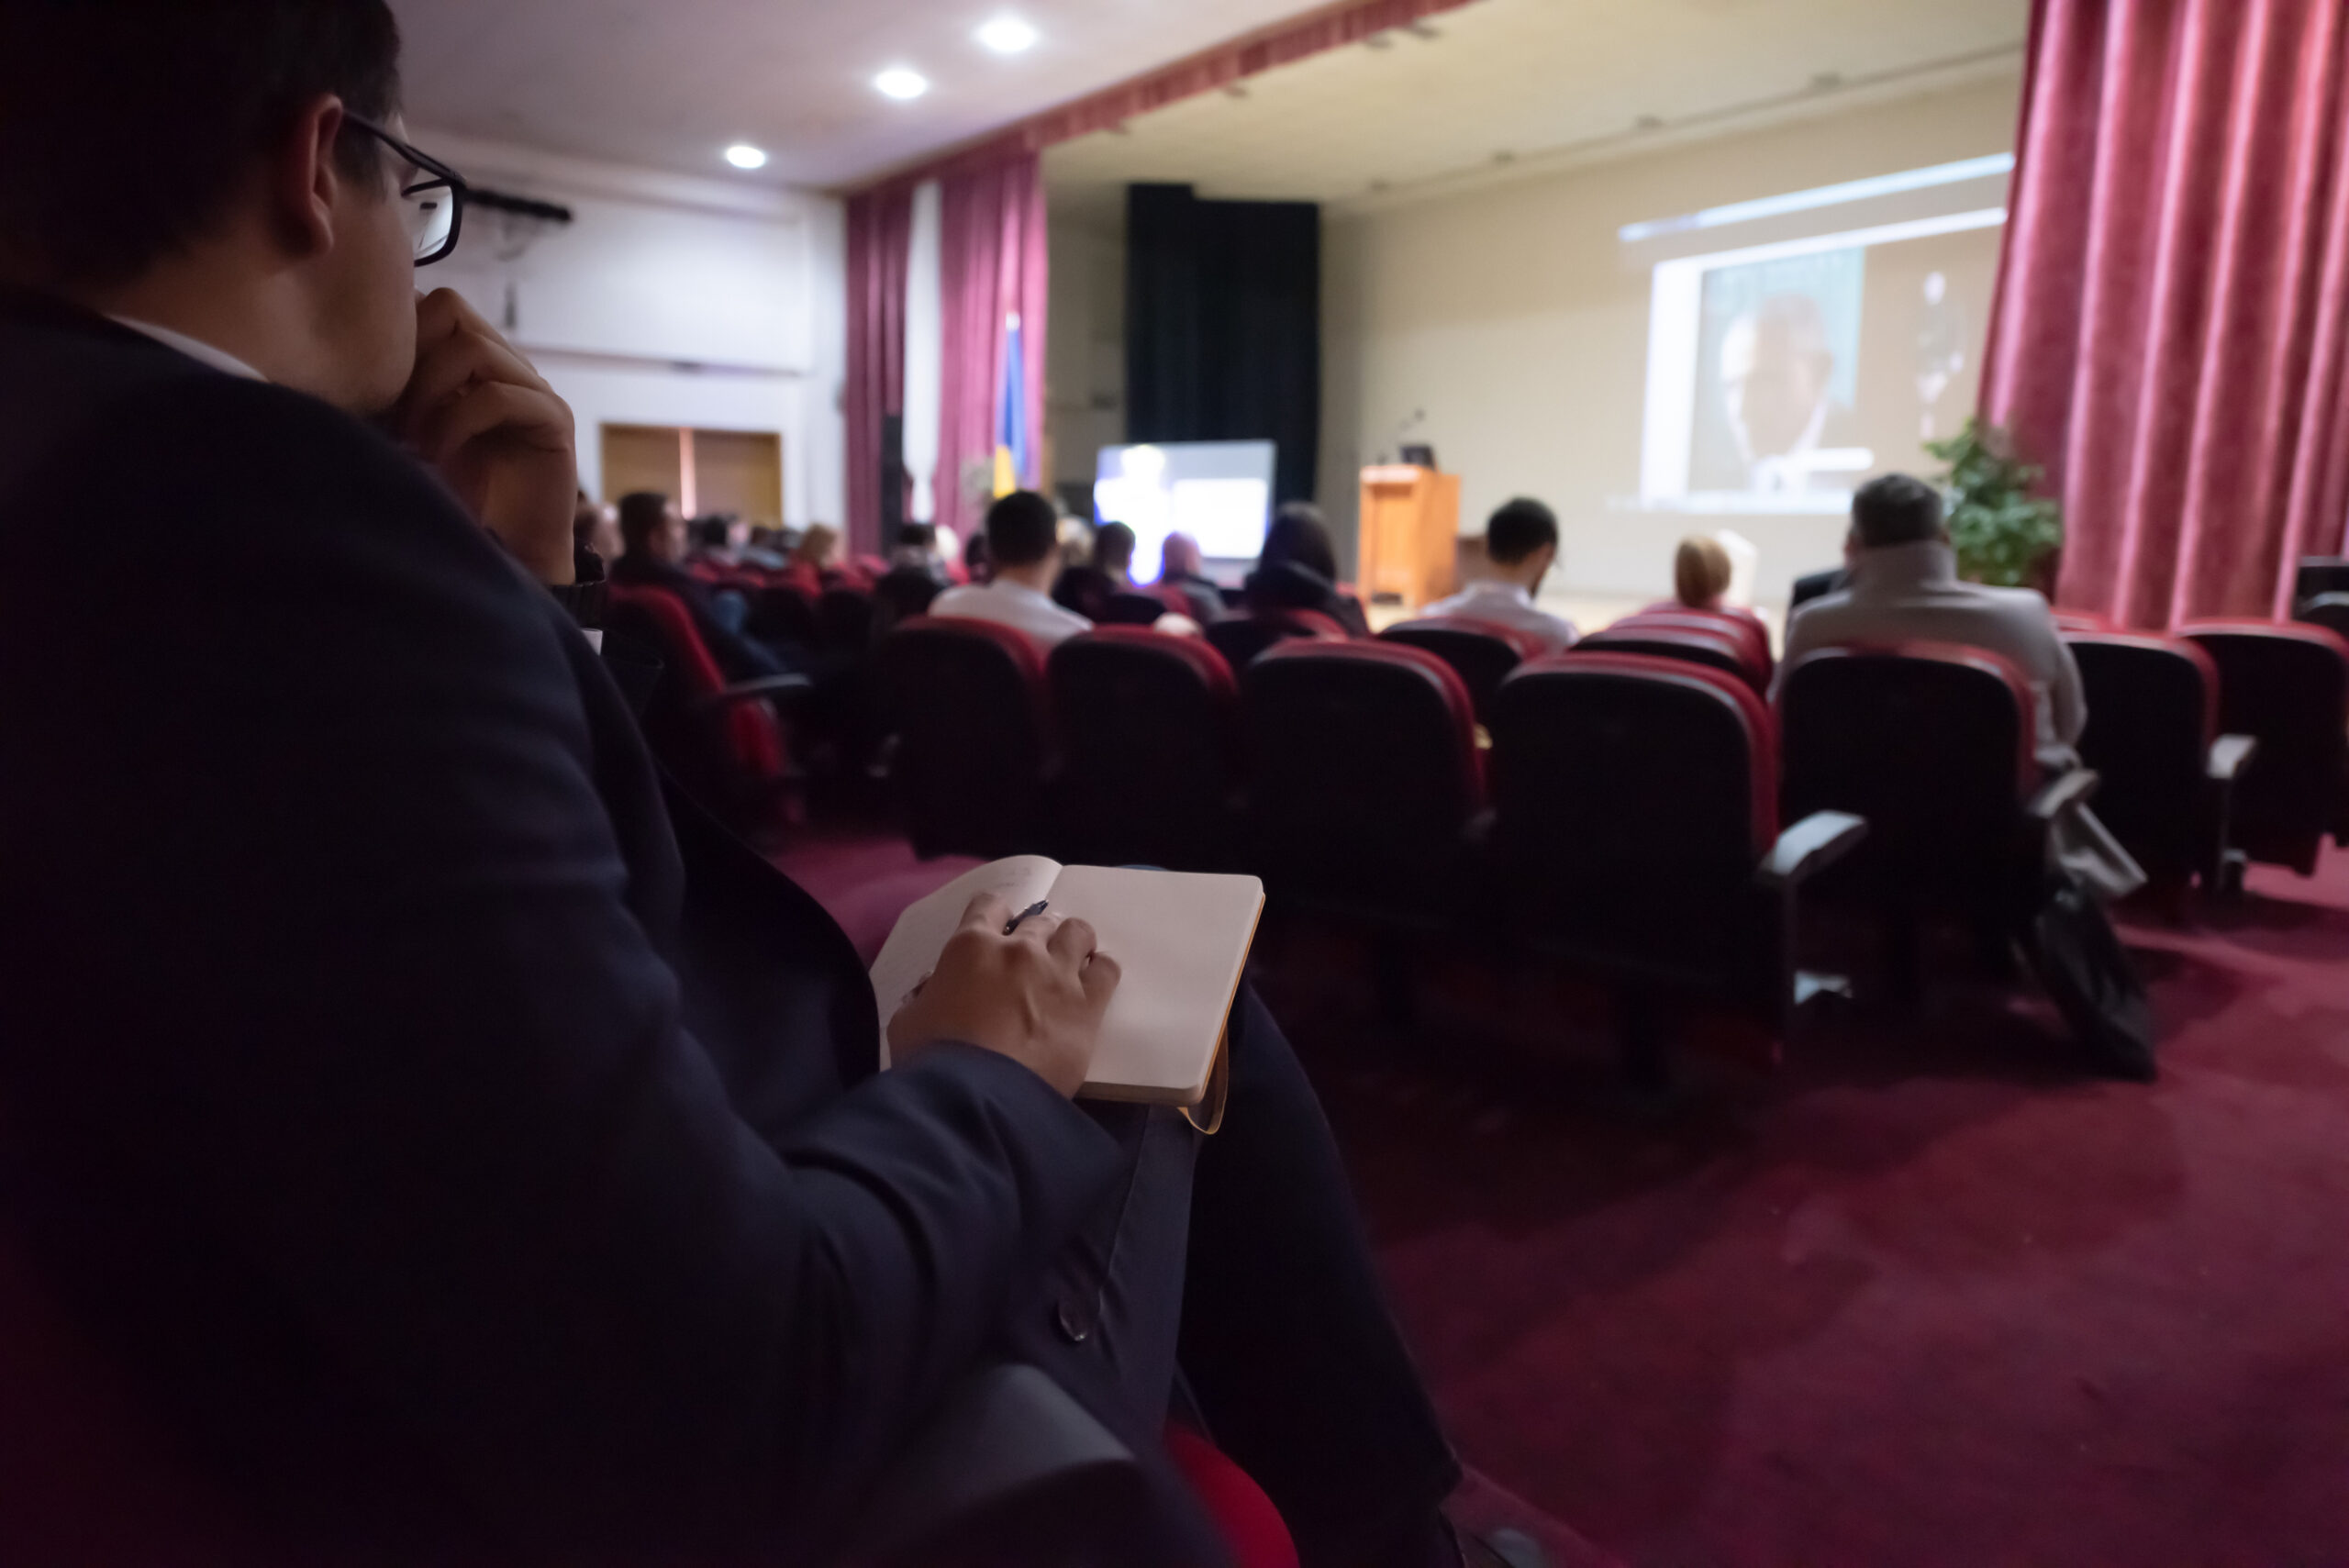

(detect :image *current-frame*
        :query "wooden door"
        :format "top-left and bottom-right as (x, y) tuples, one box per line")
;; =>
(601, 424), (684, 506)
(691, 429), (785, 528)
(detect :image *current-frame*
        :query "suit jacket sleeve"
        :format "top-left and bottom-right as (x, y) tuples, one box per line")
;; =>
(0, 378), (1120, 1556)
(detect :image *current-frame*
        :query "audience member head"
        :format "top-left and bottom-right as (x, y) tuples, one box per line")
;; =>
(795, 524), (840, 571)
(1261, 502), (1340, 584)
(1484, 497), (1559, 588)
(1161, 531), (1205, 581)
(1674, 535), (1734, 610)
(963, 529), (994, 584)
(750, 525), (785, 553)
(984, 490), (1061, 586)
(0, 0), (419, 413)
(1094, 522), (1137, 582)
(1848, 473), (1947, 554)
(691, 516), (731, 555)
(896, 522), (938, 557)
(572, 489), (599, 551)
(618, 491), (685, 563)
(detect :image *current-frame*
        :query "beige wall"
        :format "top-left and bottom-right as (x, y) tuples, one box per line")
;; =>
(1318, 71), (2023, 605)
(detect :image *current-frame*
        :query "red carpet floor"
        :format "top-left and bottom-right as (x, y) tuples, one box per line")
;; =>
(780, 830), (2349, 1566)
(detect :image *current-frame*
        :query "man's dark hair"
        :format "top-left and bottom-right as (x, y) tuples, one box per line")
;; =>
(896, 522), (937, 551)
(691, 517), (731, 550)
(1485, 497), (1559, 567)
(0, 0), (404, 289)
(985, 491), (1060, 568)
(617, 492), (672, 556)
(1850, 473), (1946, 550)
(1261, 503), (1339, 583)
(1094, 523), (1136, 573)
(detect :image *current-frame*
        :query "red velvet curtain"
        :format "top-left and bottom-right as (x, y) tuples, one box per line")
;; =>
(1981, 0), (2349, 626)
(843, 185), (912, 558)
(935, 153), (1050, 548)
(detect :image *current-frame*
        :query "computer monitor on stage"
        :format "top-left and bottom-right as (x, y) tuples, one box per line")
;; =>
(1092, 439), (1275, 582)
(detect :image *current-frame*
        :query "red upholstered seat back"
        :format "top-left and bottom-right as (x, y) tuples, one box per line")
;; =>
(605, 584), (790, 784)
(875, 617), (1052, 860)
(2176, 619), (2349, 873)
(1048, 628), (1241, 869)
(1163, 1424), (1298, 1568)
(1205, 608), (1346, 671)
(1574, 619), (1762, 691)
(1632, 605), (1776, 682)
(1500, 651), (1776, 853)
(2064, 630), (2222, 881)
(1486, 651), (1779, 983)
(1777, 640), (2040, 907)
(1241, 639), (1483, 919)
(1377, 617), (1545, 724)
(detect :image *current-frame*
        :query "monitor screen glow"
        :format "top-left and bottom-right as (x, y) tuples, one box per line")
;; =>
(1094, 439), (1275, 581)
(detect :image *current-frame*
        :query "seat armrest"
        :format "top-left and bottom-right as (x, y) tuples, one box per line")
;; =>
(849, 1362), (1137, 1562)
(1754, 810), (1867, 891)
(2207, 733), (2257, 782)
(2025, 767), (2099, 823)
(692, 673), (814, 715)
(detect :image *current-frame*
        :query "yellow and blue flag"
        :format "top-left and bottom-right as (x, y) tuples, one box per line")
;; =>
(992, 311), (1030, 498)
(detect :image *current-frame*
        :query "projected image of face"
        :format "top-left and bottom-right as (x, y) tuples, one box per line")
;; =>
(1688, 250), (1871, 496)
(1720, 294), (1836, 467)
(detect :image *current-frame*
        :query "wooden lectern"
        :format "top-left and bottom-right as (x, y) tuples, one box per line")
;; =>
(1356, 465), (1461, 609)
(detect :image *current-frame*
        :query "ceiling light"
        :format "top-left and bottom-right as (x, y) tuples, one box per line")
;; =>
(874, 67), (930, 101)
(975, 17), (1039, 55)
(723, 143), (768, 170)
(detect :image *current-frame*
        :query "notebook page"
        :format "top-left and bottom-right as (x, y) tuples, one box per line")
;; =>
(1044, 865), (1264, 1104)
(870, 856), (1062, 1069)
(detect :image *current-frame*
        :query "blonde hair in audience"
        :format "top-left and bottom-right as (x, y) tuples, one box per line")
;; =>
(796, 523), (840, 569)
(1675, 536), (1733, 610)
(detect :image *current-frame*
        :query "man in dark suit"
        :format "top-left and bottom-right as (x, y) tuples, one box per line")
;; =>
(609, 488), (796, 679)
(0, 5), (1476, 1565)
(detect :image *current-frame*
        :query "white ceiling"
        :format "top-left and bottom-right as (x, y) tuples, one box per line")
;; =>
(387, 0), (1330, 189)
(1044, 0), (2030, 221)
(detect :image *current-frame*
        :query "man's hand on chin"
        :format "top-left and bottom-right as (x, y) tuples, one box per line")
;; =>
(394, 288), (579, 585)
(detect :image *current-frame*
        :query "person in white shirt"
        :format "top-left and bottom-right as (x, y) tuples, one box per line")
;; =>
(1785, 473), (2144, 899)
(931, 490), (1095, 649)
(1420, 497), (1579, 654)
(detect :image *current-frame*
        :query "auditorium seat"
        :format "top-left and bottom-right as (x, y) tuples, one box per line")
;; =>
(874, 617), (1052, 860)
(1779, 642), (2089, 996)
(2293, 554), (2349, 608)
(2293, 590), (2349, 645)
(2065, 631), (2257, 895)
(1628, 606), (1776, 683)
(605, 584), (808, 832)
(1205, 607), (1349, 671)
(869, 566), (945, 637)
(2176, 620), (2349, 875)
(1486, 652), (1864, 1083)
(818, 584), (877, 654)
(1376, 617), (1548, 724)
(1100, 589), (1177, 627)
(1571, 618), (1762, 690)
(745, 580), (819, 650)
(1241, 640), (1483, 931)
(1048, 628), (1241, 871)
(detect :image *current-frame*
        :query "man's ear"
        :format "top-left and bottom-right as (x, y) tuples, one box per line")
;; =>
(265, 95), (350, 261)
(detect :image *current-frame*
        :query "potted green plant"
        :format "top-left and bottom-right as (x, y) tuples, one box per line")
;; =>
(1924, 417), (2064, 590)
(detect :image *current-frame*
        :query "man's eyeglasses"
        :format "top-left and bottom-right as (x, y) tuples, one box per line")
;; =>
(347, 116), (466, 266)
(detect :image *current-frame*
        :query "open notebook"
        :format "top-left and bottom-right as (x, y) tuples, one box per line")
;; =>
(869, 858), (1265, 1107)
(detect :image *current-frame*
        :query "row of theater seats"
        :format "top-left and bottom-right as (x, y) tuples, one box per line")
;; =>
(606, 568), (2349, 1064)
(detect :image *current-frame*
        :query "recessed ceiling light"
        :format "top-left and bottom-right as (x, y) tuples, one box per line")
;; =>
(975, 17), (1038, 55)
(723, 143), (768, 170)
(874, 67), (930, 100)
